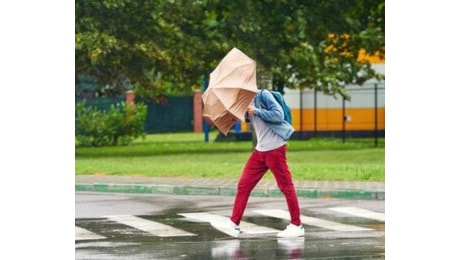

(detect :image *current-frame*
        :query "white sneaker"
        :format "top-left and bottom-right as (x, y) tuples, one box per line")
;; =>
(277, 223), (305, 238)
(212, 219), (241, 238)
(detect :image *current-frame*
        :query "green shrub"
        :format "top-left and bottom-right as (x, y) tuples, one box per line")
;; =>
(76, 100), (147, 147)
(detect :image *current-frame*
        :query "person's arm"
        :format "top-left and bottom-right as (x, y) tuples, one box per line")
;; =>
(253, 90), (284, 123)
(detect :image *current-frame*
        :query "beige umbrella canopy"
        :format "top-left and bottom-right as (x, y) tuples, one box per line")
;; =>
(202, 47), (258, 135)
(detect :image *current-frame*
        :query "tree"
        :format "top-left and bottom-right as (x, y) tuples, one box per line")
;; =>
(76, 0), (190, 100)
(76, 0), (385, 100)
(201, 0), (385, 99)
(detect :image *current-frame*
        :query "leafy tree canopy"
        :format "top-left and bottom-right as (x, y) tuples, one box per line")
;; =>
(76, 0), (384, 101)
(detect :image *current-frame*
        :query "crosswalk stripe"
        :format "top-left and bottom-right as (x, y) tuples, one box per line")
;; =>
(179, 212), (280, 234)
(105, 215), (196, 237)
(75, 226), (106, 241)
(253, 209), (373, 232)
(328, 207), (385, 222)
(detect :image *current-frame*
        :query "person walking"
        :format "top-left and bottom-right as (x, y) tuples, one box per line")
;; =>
(222, 88), (305, 238)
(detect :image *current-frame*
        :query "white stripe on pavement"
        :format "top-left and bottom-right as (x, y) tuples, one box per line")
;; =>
(253, 209), (373, 232)
(179, 212), (280, 234)
(105, 215), (196, 237)
(328, 207), (385, 222)
(75, 226), (106, 241)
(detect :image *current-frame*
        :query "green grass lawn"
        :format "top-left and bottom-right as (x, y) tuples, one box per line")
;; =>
(75, 131), (385, 182)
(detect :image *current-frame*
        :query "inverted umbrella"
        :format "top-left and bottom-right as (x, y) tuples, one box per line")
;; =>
(202, 47), (258, 135)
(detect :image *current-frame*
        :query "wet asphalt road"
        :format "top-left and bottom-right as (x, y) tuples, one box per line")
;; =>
(75, 192), (385, 259)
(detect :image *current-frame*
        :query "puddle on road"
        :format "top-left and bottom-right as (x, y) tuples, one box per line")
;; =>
(76, 212), (384, 259)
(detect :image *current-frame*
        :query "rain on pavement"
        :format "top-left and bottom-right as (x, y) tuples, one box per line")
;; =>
(76, 192), (384, 259)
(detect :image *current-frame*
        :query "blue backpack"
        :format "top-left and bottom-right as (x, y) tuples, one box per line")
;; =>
(262, 90), (292, 124)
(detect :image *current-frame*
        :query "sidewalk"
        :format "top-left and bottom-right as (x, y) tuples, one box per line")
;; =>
(75, 175), (385, 200)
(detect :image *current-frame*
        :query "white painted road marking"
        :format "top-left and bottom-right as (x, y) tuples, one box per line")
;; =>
(105, 215), (196, 237)
(328, 207), (385, 222)
(75, 226), (106, 241)
(179, 212), (280, 235)
(253, 209), (373, 232)
(76, 207), (382, 240)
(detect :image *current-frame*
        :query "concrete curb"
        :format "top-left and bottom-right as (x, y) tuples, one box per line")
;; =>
(75, 183), (385, 200)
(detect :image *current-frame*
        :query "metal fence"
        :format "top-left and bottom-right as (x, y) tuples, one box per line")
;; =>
(75, 96), (194, 133)
(75, 82), (385, 145)
(285, 82), (385, 146)
(139, 97), (193, 133)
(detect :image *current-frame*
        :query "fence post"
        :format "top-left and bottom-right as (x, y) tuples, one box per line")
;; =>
(299, 89), (304, 140)
(314, 89), (317, 138)
(342, 96), (346, 143)
(374, 83), (378, 147)
(193, 90), (203, 133)
(203, 74), (210, 142)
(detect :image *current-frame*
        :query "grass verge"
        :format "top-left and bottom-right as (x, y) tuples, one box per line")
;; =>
(75, 131), (384, 182)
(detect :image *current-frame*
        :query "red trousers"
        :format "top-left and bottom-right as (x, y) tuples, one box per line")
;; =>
(230, 145), (301, 226)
